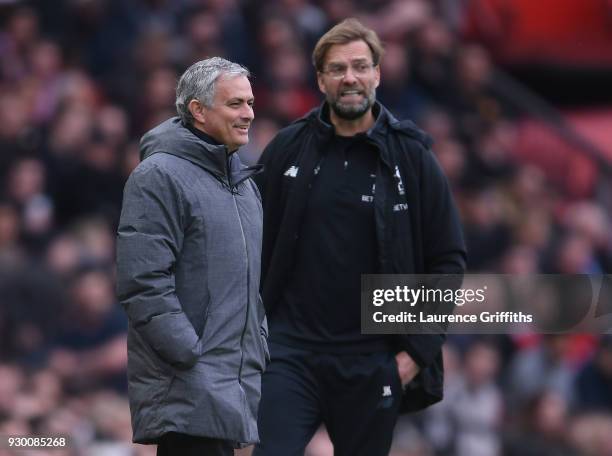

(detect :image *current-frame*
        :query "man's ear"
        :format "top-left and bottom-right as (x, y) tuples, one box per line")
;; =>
(317, 72), (327, 95)
(188, 99), (206, 124)
(374, 64), (380, 89)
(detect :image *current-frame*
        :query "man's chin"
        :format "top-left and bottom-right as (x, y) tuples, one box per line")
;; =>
(331, 102), (370, 120)
(232, 136), (249, 148)
(227, 140), (247, 153)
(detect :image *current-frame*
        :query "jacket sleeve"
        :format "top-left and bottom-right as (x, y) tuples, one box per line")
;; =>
(420, 148), (467, 275)
(116, 163), (201, 369)
(398, 146), (467, 368)
(400, 334), (445, 368)
(253, 132), (287, 289)
(253, 132), (283, 207)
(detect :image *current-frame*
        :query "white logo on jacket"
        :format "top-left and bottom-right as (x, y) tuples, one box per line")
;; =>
(284, 166), (299, 178)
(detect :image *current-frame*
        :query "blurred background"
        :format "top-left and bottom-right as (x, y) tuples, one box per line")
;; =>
(0, 0), (611, 455)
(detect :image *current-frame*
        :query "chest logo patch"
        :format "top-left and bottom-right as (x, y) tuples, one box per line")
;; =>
(284, 165), (299, 178)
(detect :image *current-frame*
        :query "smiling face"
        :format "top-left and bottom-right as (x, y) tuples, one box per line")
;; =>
(317, 40), (380, 121)
(193, 74), (254, 152)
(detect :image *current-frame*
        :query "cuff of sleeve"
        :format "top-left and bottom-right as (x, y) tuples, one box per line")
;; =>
(394, 334), (444, 368)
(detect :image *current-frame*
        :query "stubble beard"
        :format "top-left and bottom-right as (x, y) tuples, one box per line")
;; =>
(329, 88), (376, 120)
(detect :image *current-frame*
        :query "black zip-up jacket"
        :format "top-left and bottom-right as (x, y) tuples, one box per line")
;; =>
(255, 102), (466, 412)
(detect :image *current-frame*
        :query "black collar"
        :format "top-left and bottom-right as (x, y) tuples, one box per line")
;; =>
(185, 123), (223, 147)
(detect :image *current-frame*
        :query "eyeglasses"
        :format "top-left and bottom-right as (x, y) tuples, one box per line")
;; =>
(320, 62), (376, 80)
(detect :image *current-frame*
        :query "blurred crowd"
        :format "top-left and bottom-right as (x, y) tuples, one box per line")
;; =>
(0, 0), (610, 455)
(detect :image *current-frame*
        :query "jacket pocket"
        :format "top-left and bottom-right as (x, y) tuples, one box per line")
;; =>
(130, 328), (175, 377)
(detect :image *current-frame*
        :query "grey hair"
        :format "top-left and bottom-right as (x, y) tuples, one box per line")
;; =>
(175, 57), (250, 125)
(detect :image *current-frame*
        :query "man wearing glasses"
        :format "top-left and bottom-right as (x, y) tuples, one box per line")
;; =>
(254, 19), (466, 456)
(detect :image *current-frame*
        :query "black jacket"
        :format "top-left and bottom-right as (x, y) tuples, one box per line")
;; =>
(256, 103), (466, 412)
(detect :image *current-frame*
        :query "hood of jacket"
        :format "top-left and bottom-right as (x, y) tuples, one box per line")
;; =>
(140, 116), (262, 188)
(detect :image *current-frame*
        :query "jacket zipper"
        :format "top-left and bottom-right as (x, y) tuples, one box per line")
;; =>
(232, 192), (250, 385)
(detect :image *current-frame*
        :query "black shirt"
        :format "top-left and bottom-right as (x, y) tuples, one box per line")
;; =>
(186, 122), (222, 146)
(270, 133), (390, 353)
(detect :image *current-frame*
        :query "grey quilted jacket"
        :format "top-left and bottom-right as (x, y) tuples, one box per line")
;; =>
(116, 117), (268, 446)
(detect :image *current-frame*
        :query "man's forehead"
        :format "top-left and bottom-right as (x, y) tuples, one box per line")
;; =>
(324, 40), (373, 64)
(214, 74), (253, 99)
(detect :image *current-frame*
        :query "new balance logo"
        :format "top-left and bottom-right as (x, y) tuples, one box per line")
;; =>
(382, 386), (392, 397)
(284, 166), (299, 178)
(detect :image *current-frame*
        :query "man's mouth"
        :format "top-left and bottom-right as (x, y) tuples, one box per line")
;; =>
(234, 125), (250, 132)
(339, 89), (363, 99)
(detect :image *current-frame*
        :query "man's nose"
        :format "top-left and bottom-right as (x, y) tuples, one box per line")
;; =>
(342, 67), (358, 84)
(241, 104), (254, 121)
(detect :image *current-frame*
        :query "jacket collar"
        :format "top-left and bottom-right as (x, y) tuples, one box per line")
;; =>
(298, 101), (433, 175)
(305, 101), (385, 142)
(303, 101), (394, 168)
(304, 101), (432, 147)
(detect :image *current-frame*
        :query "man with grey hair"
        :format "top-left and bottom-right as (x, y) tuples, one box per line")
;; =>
(117, 57), (269, 455)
